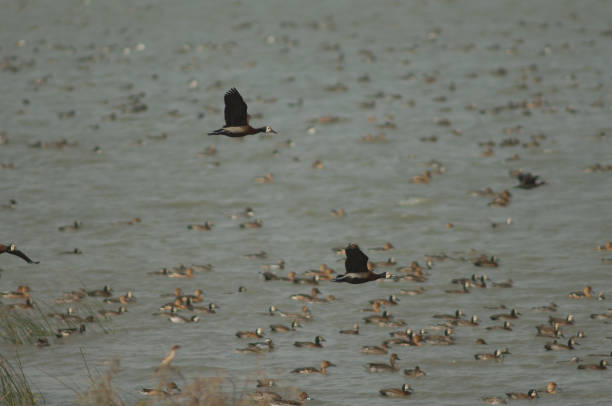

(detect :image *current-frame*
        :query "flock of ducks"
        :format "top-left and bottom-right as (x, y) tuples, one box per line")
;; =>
(2, 5), (612, 404)
(2, 229), (610, 402)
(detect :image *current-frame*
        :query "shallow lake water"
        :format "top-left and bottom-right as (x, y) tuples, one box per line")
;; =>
(1, 0), (612, 405)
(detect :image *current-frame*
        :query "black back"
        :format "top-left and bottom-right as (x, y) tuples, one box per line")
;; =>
(224, 88), (248, 126)
(344, 244), (369, 274)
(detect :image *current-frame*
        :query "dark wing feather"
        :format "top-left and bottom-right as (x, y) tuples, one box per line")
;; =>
(344, 244), (369, 274)
(224, 88), (248, 126)
(9, 249), (39, 264)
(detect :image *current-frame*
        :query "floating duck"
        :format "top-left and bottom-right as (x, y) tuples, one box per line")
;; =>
(339, 323), (359, 335)
(506, 389), (537, 400)
(292, 360), (335, 375)
(379, 384), (412, 397)
(269, 392), (310, 406)
(365, 353), (400, 372)
(294, 336), (325, 348)
(577, 360), (607, 370)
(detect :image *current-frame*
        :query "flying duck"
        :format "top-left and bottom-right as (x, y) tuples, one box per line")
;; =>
(208, 88), (277, 137)
(516, 172), (546, 189)
(332, 243), (391, 284)
(0, 243), (39, 264)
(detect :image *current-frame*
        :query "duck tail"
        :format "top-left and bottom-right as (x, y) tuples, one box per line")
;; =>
(207, 128), (223, 136)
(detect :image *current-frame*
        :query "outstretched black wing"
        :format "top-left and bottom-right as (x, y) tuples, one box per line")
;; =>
(224, 88), (248, 126)
(9, 249), (39, 264)
(344, 244), (369, 274)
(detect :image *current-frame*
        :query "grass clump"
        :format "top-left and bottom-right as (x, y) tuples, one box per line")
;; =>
(78, 358), (266, 406)
(0, 353), (39, 406)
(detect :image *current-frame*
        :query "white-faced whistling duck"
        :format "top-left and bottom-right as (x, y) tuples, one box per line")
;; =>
(474, 348), (504, 360)
(544, 338), (577, 351)
(379, 384), (413, 397)
(0, 243), (39, 264)
(577, 360), (607, 370)
(490, 308), (520, 320)
(294, 335), (325, 348)
(516, 172), (546, 189)
(549, 314), (574, 326)
(506, 389), (538, 400)
(208, 88), (277, 137)
(270, 320), (300, 333)
(332, 243), (391, 284)
(236, 328), (264, 339)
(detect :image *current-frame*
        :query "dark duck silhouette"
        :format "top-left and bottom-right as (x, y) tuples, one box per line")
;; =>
(332, 243), (391, 284)
(0, 243), (39, 264)
(516, 171), (546, 189)
(208, 88), (277, 137)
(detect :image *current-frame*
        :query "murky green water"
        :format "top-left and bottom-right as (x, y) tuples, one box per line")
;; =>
(2, 0), (612, 404)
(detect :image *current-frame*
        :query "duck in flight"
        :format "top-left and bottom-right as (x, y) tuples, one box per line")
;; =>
(332, 243), (391, 284)
(0, 243), (39, 264)
(208, 88), (277, 137)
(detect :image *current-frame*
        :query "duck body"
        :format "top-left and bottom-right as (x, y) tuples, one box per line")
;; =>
(270, 321), (300, 332)
(269, 392), (310, 406)
(482, 396), (507, 404)
(549, 315), (574, 326)
(339, 323), (359, 335)
(475, 349), (503, 360)
(236, 328), (264, 339)
(292, 360), (335, 375)
(361, 345), (388, 355)
(169, 314), (199, 323)
(294, 336), (324, 348)
(290, 288), (320, 302)
(208, 88), (276, 137)
(577, 360), (607, 370)
(403, 366), (425, 377)
(365, 353), (400, 372)
(490, 308), (520, 320)
(545, 338), (576, 351)
(506, 389), (538, 399)
(380, 384), (412, 397)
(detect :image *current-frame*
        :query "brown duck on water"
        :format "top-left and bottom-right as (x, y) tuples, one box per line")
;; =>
(208, 88), (277, 137)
